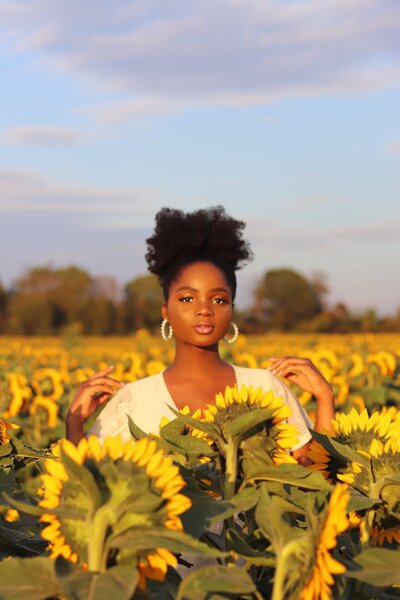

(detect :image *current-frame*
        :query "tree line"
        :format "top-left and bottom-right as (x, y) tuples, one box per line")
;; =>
(0, 265), (398, 335)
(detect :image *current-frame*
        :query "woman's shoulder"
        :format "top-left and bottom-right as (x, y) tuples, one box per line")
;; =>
(125, 372), (165, 395)
(233, 365), (277, 386)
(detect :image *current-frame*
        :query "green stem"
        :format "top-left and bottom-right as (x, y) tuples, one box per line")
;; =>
(223, 438), (238, 501)
(87, 508), (110, 573)
(271, 540), (299, 600)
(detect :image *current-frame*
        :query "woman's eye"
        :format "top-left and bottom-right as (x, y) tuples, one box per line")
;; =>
(213, 297), (227, 304)
(179, 296), (193, 303)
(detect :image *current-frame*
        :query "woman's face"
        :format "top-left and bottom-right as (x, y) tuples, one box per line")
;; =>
(162, 261), (233, 348)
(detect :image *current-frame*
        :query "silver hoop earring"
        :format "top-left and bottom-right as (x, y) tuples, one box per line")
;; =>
(223, 321), (239, 344)
(161, 319), (173, 341)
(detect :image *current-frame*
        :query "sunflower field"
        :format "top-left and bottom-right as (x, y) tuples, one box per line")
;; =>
(1, 332), (400, 599)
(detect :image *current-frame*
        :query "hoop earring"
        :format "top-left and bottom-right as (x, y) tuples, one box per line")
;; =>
(161, 319), (173, 341)
(223, 321), (239, 344)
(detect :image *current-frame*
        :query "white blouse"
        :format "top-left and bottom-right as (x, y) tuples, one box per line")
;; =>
(88, 366), (312, 451)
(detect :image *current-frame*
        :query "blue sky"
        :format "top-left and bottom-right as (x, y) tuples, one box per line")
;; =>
(0, 0), (399, 314)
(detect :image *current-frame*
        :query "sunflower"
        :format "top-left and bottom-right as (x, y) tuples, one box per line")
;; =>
(39, 435), (191, 582)
(0, 418), (19, 445)
(3, 373), (32, 418)
(300, 484), (349, 600)
(309, 407), (400, 484)
(201, 385), (299, 465)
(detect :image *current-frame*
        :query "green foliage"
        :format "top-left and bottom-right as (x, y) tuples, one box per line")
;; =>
(253, 268), (321, 331)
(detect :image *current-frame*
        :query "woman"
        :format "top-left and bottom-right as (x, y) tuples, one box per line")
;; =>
(66, 206), (334, 463)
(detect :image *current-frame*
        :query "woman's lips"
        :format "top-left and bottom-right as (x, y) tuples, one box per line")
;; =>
(194, 324), (214, 334)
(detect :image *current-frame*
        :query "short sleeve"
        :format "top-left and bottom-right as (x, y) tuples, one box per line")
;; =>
(87, 386), (135, 443)
(277, 380), (313, 451)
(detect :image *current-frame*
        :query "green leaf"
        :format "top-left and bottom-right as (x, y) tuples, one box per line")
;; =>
(176, 565), (256, 600)
(226, 529), (275, 566)
(160, 433), (215, 457)
(228, 407), (275, 440)
(0, 470), (16, 495)
(61, 450), (102, 512)
(347, 492), (380, 514)
(244, 462), (332, 491)
(9, 438), (52, 460)
(3, 493), (44, 518)
(311, 431), (369, 467)
(108, 527), (226, 559)
(0, 556), (62, 600)
(159, 417), (186, 439)
(127, 415), (148, 441)
(0, 441), (12, 458)
(166, 406), (224, 445)
(59, 563), (139, 600)
(255, 483), (299, 550)
(348, 547), (400, 586)
(0, 524), (48, 558)
(208, 486), (260, 524)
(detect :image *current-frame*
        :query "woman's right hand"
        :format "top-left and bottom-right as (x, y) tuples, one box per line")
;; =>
(66, 367), (124, 443)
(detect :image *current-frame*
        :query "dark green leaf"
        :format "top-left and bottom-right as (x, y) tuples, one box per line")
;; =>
(255, 483), (297, 550)
(9, 439), (52, 460)
(108, 527), (226, 558)
(244, 462), (332, 491)
(59, 564), (139, 600)
(0, 524), (48, 558)
(176, 565), (256, 600)
(0, 470), (16, 495)
(226, 529), (275, 566)
(127, 416), (148, 441)
(311, 431), (369, 467)
(348, 547), (400, 586)
(160, 433), (215, 457)
(0, 556), (61, 600)
(61, 450), (101, 511)
(166, 405), (224, 444)
(347, 492), (380, 514)
(3, 493), (44, 518)
(228, 407), (274, 440)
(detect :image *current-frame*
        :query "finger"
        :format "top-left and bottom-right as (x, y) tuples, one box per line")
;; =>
(89, 376), (124, 387)
(86, 382), (121, 397)
(90, 390), (115, 403)
(269, 358), (312, 370)
(87, 366), (115, 381)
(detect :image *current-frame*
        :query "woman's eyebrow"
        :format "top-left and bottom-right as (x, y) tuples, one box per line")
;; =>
(174, 286), (230, 293)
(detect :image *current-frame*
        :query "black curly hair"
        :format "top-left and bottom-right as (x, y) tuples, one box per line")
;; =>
(145, 206), (253, 300)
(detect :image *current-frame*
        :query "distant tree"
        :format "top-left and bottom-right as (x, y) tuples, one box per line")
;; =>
(253, 268), (320, 331)
(6, 265), (104, 334)
(310, 271), (329, 312)
(123, 274), (163, 332)
(80, 297), (119, 335)
(6, 267), (58, 334)
(49, 266), (92, 328)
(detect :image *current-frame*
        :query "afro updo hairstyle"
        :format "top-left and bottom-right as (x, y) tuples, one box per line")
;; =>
(145, 206), (253, 300)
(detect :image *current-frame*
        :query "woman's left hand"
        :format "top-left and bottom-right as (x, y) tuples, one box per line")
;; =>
(267, 356), (333, 401)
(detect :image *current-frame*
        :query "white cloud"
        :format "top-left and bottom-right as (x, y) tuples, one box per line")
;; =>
(246, 218), (400, 252)
(0, 167), (159, 227)
(1, 0), (399, 118)
(4, 125), (83, 145)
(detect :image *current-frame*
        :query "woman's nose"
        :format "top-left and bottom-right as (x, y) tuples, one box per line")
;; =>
(197, 302), (214, 316)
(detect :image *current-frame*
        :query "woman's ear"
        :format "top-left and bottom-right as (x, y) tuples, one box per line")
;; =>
(161, 303), (168, 321)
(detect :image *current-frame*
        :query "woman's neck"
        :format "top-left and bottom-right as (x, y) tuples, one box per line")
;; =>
(167, 342), (228, 378)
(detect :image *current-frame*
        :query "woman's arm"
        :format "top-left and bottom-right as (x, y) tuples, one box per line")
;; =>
(268, 356), (335, 433)
(66, 366), (124, 445)
(268, 356), (335, 465)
